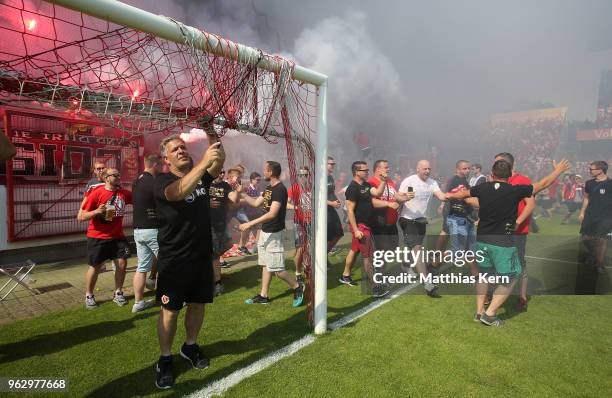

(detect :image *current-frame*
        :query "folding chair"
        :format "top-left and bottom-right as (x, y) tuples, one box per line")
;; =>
(0, 260), (39, 300)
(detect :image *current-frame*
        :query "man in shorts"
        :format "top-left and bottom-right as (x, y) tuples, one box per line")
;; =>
(447, 159), (570, 326)
(367, 159), (413, 276)
(579, 161), (612, 274)
(494, 152), (536, 311)
(153, 132), (224, 389)
(79, 168), (133, 309)
(398, 160), (448, 297)
(287, 166), (313, 284)
(132, 154), (162, 313)
(209, 169), (240, 295)
(340, 161), (400, 297)
(239, 161), (305, 307)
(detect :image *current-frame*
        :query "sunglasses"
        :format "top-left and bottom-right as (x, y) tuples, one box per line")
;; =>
(106, 174), (120, 178)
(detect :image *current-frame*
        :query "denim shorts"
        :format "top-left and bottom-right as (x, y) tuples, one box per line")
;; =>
(446, 215), (476, 253)
(134, 228), (159, 273)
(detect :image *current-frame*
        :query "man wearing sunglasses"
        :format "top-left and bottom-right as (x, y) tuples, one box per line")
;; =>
(340, 161), (400, 298)
(79, 168), (133, 310)
(579, 161), (612, 274)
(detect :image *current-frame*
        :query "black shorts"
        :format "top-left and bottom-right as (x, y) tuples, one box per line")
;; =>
(156, 262), (214, 311)
(514, 234), (527, 271)
(372, 224), (399, 251)
(580, 216), (612, 238)
(564, 201), (580, 213)
(87, 237), (130, 266)
(398, 218), (427, 249)
(327, 206), (344, 242)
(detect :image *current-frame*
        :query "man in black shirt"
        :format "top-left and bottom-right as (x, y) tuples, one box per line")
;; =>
(239, 161), (305, 307)
(446, 160), (477, 261)
(448, 159), (570, 326)
(209, 169), (239, 295)
(131, 154), (162, 313)
(579, 160), (612, 274)
(340, 161), (399, 297)
(153, 132), (224, 389)
(327, 157), (344, 251)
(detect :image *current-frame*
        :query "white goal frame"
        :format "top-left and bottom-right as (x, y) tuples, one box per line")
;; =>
(46, 0), (330, 334)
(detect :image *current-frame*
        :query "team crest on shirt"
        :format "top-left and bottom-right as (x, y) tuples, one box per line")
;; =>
(494, 183), (500, 190)
(185, 181), (207, 203)
(161, 295), (169, 305)
(600, 188), (606, 195)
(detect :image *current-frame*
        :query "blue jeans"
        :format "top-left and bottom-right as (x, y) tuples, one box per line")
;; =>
(446, 215), (476, 253)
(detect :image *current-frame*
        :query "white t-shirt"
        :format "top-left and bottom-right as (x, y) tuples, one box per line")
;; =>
(398, 174), (441, 220)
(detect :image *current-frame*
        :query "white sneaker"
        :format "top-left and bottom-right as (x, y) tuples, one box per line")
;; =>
(132, 299), (156, 313)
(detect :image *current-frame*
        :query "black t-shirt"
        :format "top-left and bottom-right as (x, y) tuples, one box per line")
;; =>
(209, 180), (232, 228)
(132, 172), (159, 229)
(154, 171), (214, 272)
(447, 175), (472, 217)
(85, 178), (103, 193)
(345, 180), (374, 226)
(584, 178), (612, 219)
(470, 181), (533, 246)
(261, 182), (288, 233)
(327, 174), (338, 202)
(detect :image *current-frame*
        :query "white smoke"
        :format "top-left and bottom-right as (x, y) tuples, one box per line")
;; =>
(292, 11), (409, 150)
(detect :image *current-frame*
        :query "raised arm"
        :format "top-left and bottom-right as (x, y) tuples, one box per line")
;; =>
(532, 160), (571, 195)
(164, 142), (222, 202)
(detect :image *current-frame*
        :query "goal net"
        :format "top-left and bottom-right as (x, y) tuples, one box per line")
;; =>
(0, 0), (328, 329)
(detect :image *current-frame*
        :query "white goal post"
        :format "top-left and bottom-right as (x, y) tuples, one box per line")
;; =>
(46, 0), (330, 334)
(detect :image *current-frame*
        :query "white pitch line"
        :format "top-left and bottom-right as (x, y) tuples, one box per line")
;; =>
(189, 263), (456, 397)
(525, 255), (582, 265)
(189, 279), (424, 397)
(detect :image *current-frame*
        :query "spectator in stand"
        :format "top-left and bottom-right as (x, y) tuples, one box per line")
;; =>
(132, 154), (162, 313)
(78, 168), (133, 309)
(287, 166), (313, 284)
(579, 161), (612, 274)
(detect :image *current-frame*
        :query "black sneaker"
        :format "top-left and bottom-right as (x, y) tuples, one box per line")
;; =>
(339, 275), (357, 286)
(372, 284), (390, 298)
(245, 294), (270, 304)
(238, 246), (251, 255)
(426, 286), (441, 298)
(480, 313), (504, 327)
(473, 313), (482, 322)
(155, 356), (174, 389)
(219, 261), (231, 268)
(180, 343), (210, 369)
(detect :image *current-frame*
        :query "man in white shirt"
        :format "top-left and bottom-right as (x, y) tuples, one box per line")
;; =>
(398, 160), (447, 297)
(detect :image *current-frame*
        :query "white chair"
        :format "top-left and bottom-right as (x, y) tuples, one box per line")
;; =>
(0, 260), (39, 300)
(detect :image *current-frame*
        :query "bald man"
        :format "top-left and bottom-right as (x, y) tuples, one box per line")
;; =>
(398, 160), (447, 297)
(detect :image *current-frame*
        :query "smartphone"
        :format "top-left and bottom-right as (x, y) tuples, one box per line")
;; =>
(407, 186), (413, 192)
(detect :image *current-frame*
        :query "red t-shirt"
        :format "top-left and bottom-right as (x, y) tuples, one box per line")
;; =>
(507, 173), (532, 235)
(83, 185), (133, 239)
(287, 184), (312, 224)
(367, 176), (398, 225)
(548, 180), (559, 198)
